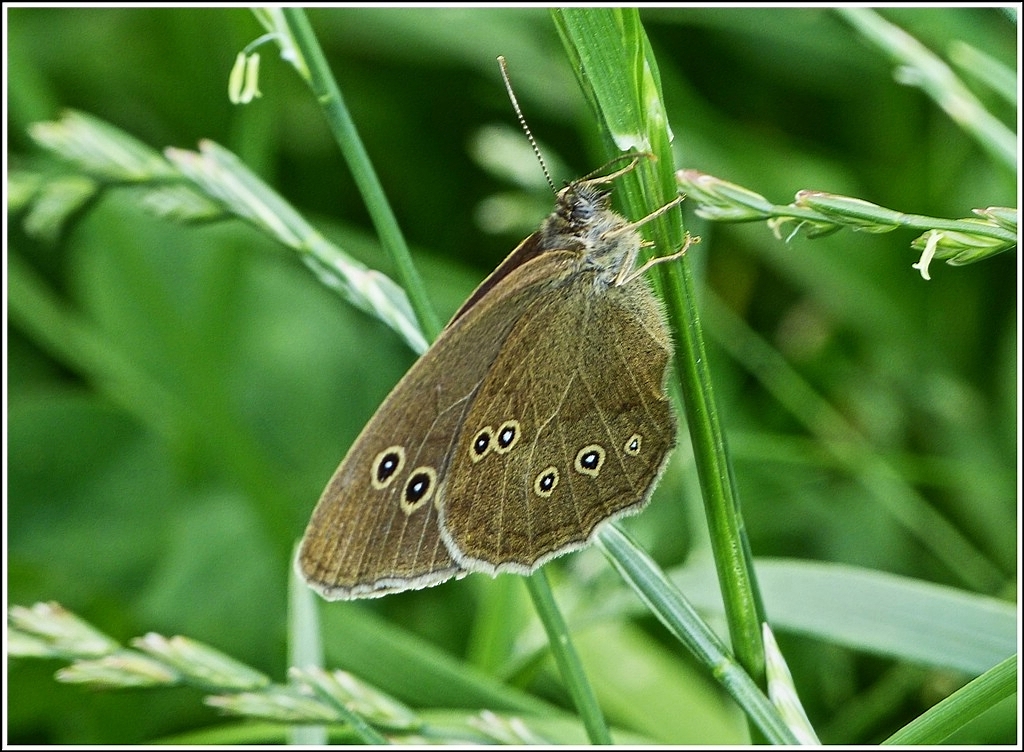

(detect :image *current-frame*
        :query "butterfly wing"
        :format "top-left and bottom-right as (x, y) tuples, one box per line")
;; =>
(297, 248), (581, 599)
(439, 266), (676, 573)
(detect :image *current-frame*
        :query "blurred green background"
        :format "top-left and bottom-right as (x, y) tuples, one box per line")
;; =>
(6, 7), (1017, 745)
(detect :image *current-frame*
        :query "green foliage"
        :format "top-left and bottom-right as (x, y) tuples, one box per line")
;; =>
(6, 6), (1017, 745)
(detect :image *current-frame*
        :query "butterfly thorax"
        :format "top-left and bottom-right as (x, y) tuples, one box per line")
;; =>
(538, 183), (641, 288)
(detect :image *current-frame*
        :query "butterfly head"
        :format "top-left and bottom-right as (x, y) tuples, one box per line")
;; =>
(537, 181), (641, 284)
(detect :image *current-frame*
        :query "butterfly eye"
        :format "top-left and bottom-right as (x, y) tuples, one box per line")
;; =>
(401, 467), (437, 513)
(494, 420), (521, 454)
(571, 203), (595, 224)
(566, 185), (609, 226)
(469, 426), (494, 463)
(371, 446), (406, 489)
(574, 444), (606, 477)
(533, 466), (559, 498)
(624, 433), (642, 456)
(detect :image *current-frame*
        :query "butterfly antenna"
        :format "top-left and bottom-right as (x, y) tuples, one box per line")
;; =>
(497, 55), (556, 195)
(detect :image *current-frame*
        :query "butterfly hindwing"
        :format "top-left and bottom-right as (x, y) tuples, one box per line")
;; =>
(439, 264), (676, 573)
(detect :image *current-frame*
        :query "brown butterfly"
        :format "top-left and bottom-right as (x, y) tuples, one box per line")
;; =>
(297, 157), (692, 599)
(298, 57), (691, 599)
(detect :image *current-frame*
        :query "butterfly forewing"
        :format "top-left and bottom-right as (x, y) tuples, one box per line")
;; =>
(297, 244), (578, 599)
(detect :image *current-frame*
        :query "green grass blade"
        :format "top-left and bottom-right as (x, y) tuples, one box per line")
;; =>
(552, 6), (768, 694)
(275, 8), (441, 340)
(287, 543), (328, 745)
(524, 571), (612, 744)
(597, 525), (799, 745)
(883, 654), (1017, 745)
(672, 558), (1015, 675)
